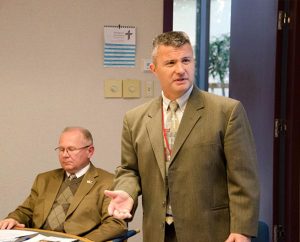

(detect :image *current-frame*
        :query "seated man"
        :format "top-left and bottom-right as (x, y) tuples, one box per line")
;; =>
(0, 126), (127, 242)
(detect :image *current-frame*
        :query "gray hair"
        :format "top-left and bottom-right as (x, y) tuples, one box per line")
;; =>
(151, 31), (191, 63)
(62, 126), (93, 144)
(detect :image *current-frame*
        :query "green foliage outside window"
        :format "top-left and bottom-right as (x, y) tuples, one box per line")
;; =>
(208, 34), (230, 96)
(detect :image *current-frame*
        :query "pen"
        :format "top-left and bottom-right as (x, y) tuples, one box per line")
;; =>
(15, 236), (31, 242)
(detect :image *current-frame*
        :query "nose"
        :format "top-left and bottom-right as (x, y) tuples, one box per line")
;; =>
(61, 149), (70, 157)
(175, 62), (185, 74)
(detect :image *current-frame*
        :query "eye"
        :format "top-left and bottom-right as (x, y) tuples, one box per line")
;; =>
(67, 147), (77, 152)
(182, 58), (192, 65)
(165, 60), (176, 67)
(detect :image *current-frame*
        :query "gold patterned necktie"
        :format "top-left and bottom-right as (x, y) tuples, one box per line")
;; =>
(165, 101), (179, 225)
(167, 100), (179, 152)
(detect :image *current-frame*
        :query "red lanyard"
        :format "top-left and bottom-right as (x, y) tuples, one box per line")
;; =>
(162, 105), (172, 157)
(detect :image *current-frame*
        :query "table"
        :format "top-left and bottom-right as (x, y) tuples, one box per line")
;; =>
(16, 228), (93, 242)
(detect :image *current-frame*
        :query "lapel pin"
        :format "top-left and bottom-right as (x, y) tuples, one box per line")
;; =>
(87, 180), (94, 184)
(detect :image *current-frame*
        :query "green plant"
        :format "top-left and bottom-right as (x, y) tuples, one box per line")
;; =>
(208, 34), (230, 96)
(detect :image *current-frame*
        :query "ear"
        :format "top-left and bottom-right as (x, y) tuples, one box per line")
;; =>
(149, 63), (156, 73)
(88, 146), (95, 158)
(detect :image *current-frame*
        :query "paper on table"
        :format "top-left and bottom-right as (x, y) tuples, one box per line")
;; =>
(24, 234), (78, 242)
(0, 230), (38, 242)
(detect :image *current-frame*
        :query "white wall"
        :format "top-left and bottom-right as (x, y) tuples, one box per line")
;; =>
(0, 1), (164, 241)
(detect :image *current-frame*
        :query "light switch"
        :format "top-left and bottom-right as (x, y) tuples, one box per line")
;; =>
(123, 79), (140, 98)
(144, 79), (154, 97)
(104, 79), (122, 98)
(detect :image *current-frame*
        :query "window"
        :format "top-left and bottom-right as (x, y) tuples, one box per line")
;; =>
(173, 0), (231, 96)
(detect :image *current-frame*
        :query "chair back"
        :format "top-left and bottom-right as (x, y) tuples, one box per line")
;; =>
(112, 229), (140, 242)
(251, 221), (269, 242)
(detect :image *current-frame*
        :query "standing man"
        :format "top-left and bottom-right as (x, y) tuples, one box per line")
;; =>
(0, 127), (127, 242)
(105, 31), (260, 242)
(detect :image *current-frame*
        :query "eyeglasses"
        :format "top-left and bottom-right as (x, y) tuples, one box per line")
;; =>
(54, 145), (91, 154)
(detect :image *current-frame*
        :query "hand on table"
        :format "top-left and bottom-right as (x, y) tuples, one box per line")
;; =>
(0, 218), (25, 230)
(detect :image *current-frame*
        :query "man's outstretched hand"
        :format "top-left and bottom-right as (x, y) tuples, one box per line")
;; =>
(104, 190), (134, 219)
(225, 233), (251, 242)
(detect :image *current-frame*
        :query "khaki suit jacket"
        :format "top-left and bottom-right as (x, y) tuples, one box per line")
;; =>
(114, 87), (260, 242)
(7, 163), (126, 242)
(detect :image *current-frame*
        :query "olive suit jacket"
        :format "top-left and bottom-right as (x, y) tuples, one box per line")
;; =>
(7, 163), (126, 242)
(114, 87), (260, 242)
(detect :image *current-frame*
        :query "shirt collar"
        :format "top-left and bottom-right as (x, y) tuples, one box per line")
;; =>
(162, 85), (193, 111)
(66, 162), (90, 178)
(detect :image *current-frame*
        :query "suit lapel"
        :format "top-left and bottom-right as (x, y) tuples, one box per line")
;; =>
(170, 88), (204, 162)
(66, 164), (97, 217)
(42, 170), (64, 224)
(146, 97), (166, 181)
(145, 88), (205, 178)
